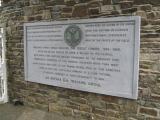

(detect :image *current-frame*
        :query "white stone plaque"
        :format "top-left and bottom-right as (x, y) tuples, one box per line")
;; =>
(24, 16), (140, 99)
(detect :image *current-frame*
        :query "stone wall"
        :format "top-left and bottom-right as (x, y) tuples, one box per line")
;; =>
(0, 0), (160, 119)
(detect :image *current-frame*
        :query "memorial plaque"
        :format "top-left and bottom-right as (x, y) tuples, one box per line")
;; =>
(24, 16), (140, 99)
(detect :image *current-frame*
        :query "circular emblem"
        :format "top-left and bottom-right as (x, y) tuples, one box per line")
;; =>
(64, 25), (82, 49)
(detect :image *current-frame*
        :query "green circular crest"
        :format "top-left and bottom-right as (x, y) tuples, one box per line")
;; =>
(64, 25), (82, 49)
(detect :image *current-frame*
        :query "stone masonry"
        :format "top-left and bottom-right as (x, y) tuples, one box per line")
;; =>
(0, 0), (160, 119)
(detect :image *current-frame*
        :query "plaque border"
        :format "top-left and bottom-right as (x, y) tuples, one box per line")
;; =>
(24, 16), (141, 99)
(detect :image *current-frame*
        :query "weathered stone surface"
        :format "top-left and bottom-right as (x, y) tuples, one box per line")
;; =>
(92, 107), (106, 116)
(112, 0), (120, 4)
(30, 0), (40, 5)
(141, 17), (149, 26)
(65, 101), (78, 110)
(135, 4), (152, 11)
(52, 5), (66, 12)
(147, 11), (157, 19)
(103, 0), (111, 5)
(52, 5), (66, 19)
(73, 109), (91, 119)
(119, 1), (133, 9)
(24, 6), (43, 16)
(134, 0), (160, 5)
(62, 6), (73, 13)
(42, 10), (52, 20)
(106, 110), (120, 118)
(61, 13), (72, 18)
(49, 103), (73, 116)
(121, 7), (137, 14)
(101, 5), (120, 12)
(135, 11), (147, 18)
(1, 0), (160, 119)
(151, 19), (160, 25)
(64, 0), (76, 6)
(146, 117), (160, 120)
(79, 105), (91, 112)
(139, 107), (158, 116)
(87, 0), (102, 8)
(72, 3), (88, 17)
(107, 103), (120, 111)
(88, 7), (100, 16)
(53, 0), (65, 5)
(3, 0), (11, 3)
